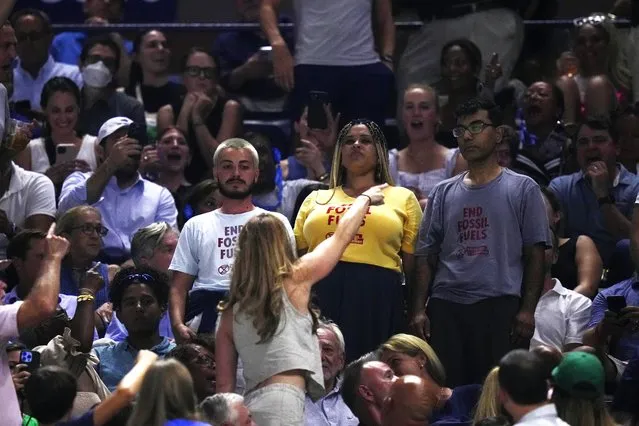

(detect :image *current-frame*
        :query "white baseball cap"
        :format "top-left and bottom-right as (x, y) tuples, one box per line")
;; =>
(97, 117), (134, 144)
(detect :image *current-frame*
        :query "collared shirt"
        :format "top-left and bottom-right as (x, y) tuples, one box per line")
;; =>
(77, 91), (147, 143)
(58, 171), (177, 259)
(530, 279), (592, 351)
(105, 311), (173, 342)
(304, 378), (358, 426)
(587, 277), (639, 361)
(0, 162), (56, 259)
(52, 32), (134, 67)
(549, 165), (639, 265)
(92, 337), (175, 391)
(515, 404), (569, 425)
(0, 302), (24, 426)
(12, 56), (83, 111)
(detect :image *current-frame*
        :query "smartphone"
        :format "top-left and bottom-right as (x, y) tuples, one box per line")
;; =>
(55, 144), (79, 165)
(127, 122), (147, 146)
(307, 91), (329, 130)
(19, 350), (41, 372)
(607, 296), (627, 314)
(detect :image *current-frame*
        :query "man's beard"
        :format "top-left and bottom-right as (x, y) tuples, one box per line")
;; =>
(219, 179), (255, 200)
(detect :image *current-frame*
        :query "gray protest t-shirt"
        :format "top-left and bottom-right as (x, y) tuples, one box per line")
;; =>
(417, 169), (550, 304)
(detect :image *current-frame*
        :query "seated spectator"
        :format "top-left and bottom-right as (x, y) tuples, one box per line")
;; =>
(201, 393), (256, 426)
(92, 266), (175, 391)
(389, 84), (467, 209)
(530, 345), (563, 379)
(139, 126), (192, 211)
(551, 351), (617, 426)
(341, 356), (397, 426)
(379, 333), (481, 425)
(126, 358), (210, 426)
(0, 21), (17, 108)
(281, 105), (337, 182)
(305, 321), (358, 426)
(212, 0), (292, 113)
(167, 340), (216, 402)
(76, 35), (146, 141)
(433, 39), (499, 148)
(16, 77), (96, 186)
(0, 117), (56, 258)
(247, 131), (317, 221)
(23, 350), (157, 426)
(104, 222), (176, 342)
(0, 222), (69, 425)
(55, 206), (118, 336)
(58, 117), (177, 264)
(582, 274), (639, 382)
(381, 375), (438, 426)
(6, 341), (29, 418)
(514, 81), (569, 182)
(180, 179), (219, 228)
(10, 9), (82, 113)
(616, 108), (639, 175)
(498, 350), (568, 426)
(473, 367), (508, 424)
(530, 229), (592, 351)
(549, 116), (639, 285)
(125, 29), (183, 140)
(158, 47), (241, 183)
(51, 0), (133, 87)
(542, 187), (602, 298)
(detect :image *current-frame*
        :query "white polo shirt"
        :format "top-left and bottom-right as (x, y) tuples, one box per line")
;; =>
(12, 55), (83, 111)
(0, 163), (56, 258)
(530, 279), (592, 351)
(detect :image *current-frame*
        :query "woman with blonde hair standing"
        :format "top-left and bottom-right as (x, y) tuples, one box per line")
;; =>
(216, 183), (387, 425)
(127, 358), (209, 426)
(295, 119), (422, 362)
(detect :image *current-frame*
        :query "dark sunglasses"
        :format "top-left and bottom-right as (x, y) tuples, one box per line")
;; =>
(86, 54), (117, 70)
(185, 66), (216, 80)
(71, 224), (109, 237)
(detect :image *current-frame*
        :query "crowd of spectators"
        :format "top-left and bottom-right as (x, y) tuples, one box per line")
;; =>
(1, 0), (639, 425)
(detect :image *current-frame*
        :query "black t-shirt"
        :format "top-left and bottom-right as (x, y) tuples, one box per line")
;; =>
(134, 82), (185, 114)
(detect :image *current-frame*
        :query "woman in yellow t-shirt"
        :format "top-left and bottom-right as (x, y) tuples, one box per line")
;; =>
(294, 119), (422, 361)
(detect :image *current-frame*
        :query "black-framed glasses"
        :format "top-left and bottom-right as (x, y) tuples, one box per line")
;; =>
(573, 13), (616, 27)
(452, 121), (495, 138)
(71, 224), (109, 237)
(185, 66), (216, 80)
(86, 54), (117, 71)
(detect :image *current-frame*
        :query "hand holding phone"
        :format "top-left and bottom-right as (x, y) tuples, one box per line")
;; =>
(19, 350), (41, 372)
(607, 296), (627, 314)
(307, 91), (330, 130)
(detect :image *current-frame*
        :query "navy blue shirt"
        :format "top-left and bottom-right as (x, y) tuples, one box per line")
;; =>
(431, 384), (481, 426)
(212, 19), (294, 100)
(549, 165), (639, 265)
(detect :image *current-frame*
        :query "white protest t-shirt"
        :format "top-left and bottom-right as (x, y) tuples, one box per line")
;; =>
(170, 208), (295, 292)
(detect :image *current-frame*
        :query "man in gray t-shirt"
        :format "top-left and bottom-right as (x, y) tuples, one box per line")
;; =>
(410, 98), (550, 387)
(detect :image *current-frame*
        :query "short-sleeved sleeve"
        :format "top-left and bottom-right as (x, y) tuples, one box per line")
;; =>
(415, 185), (443, 257)
(169, 220), (199, 276)
(565, 297), (593, 345)
(0, 301), (22, 339)
(521, 183), (551, 247)
(24, 175), (56, 220)
(401, 190), (423, 254)
(293, 191), (317, 251)
(587, 290), (608, 328)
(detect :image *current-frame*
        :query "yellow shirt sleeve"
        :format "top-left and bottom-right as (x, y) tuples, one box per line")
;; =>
(293, 190), (317, 251)
(401, 190), (423, 254)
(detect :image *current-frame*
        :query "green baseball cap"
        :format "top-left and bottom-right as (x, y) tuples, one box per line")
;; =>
(551, 352), (604, 399)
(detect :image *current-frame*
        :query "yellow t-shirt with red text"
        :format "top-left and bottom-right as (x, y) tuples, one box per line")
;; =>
(294, 186), (422, 272)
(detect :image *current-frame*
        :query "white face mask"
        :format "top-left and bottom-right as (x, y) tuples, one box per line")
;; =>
(82, 61), (112, 89)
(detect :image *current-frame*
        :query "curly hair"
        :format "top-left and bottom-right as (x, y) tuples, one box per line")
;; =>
(109, 266), (169, 311)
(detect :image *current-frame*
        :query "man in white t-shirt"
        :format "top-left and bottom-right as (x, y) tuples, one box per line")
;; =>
(530, 230), (592, 352)
(169, 138), (294, 342)
(0, 223), (69, 426)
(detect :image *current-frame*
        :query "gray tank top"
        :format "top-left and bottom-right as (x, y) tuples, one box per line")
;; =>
(232, 290), (325, 401)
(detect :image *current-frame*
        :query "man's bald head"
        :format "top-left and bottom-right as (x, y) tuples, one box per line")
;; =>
(530, 345), (563, 379)
(382, 375), (438, 426)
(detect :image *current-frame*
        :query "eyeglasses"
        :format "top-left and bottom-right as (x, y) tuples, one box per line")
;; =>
(71, 224), (109, 237)
(452, 121), (495, 138)
(573, 13), (616, 27)
(86, 55), (117, 71)
(16, 31), (48, 43)
(185, 66), (216, 80)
